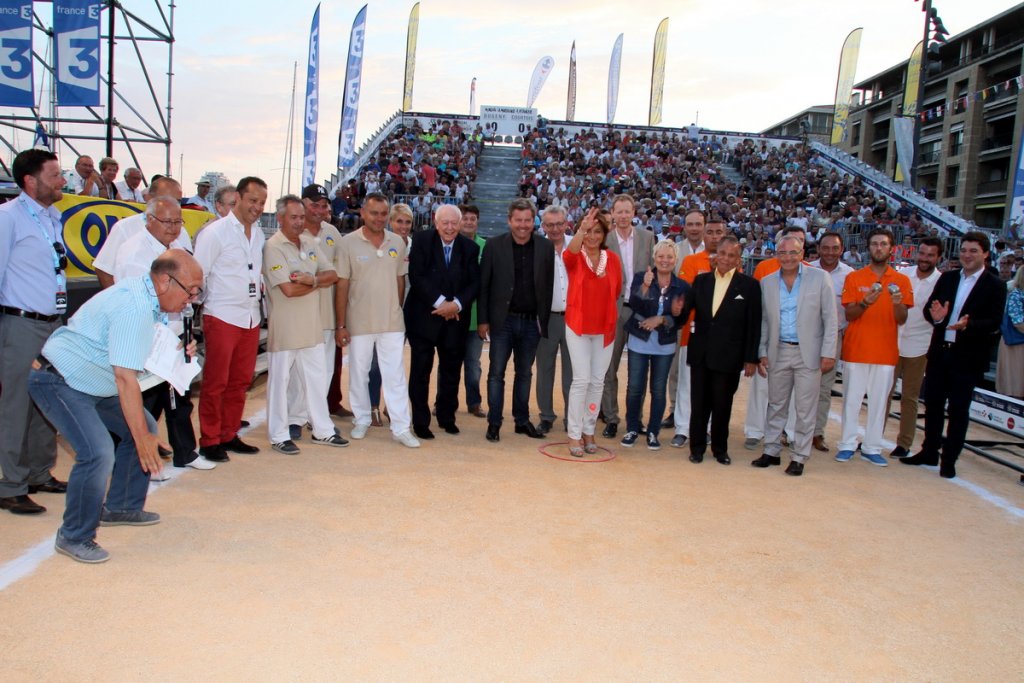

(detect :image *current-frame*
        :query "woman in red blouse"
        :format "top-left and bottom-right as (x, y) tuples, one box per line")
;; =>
(563, 208), (622, 457)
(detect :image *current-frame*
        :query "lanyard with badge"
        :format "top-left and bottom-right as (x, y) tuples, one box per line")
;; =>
(236, 224), (258, 298)
(20, 196), (68, 312)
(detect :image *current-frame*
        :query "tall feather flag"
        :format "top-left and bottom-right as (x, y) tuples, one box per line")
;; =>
(607, 34), (624, 124)
(301, 4), (320, 187)
(469, 77), (477, 116)
(402, 3), (419, 111)
(649, 18), (668, 126)
(894, 41), (922, 184)
(830, 27), (863, 146)
(566, 41), (577, 121)
(527, 56), (555, 108)
(338, 5), (368, 168)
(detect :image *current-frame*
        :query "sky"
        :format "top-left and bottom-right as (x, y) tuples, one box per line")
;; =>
(5, 0), (1017, 199)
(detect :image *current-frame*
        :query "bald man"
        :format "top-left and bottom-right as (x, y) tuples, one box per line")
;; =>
(404, 203), (480, 439)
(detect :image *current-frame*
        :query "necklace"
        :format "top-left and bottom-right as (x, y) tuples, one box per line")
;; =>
(584, 249), (607, 277)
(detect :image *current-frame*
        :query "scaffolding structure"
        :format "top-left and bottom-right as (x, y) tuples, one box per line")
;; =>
(0, 0), (175, 178)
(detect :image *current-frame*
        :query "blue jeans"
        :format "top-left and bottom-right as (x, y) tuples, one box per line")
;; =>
(368, 347), (382, 408)
(463, 331), (484, 409)
(625, 350), (674, 437)
(486, 315), (541, 426)
(28, 369), (156, 543)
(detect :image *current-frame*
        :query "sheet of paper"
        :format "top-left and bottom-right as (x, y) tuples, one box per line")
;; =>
(144, 323), (202, 395)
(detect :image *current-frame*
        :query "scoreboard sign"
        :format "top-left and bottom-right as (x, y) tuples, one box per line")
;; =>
(480, 105), (536, 139)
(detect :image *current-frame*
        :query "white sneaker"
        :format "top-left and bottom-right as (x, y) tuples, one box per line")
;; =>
(393, 430), (421, 448)
(186, 455), (217, 470)
(351, 423), (370, 440)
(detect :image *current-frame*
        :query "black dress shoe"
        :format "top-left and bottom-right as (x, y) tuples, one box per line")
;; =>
(158, 445), (172, 459)
(939, 460), (957, 479)
(0, 494), (46, 514)
(485, 424), (500, 442)
(602, 423), (618, 438)
(28, 476), (68, 494)
(714, 453), (732, 465)
(661, 415), (674, 429)
(222, 436), (259, 454)
(901, 451), (938, 467)
(239, 420), (250, 428)
(439, 423), (460, 435)
(889, 445), (910, 459)
(688, 453), (704, 464)
(538, 419), (553, 435)
(785, 461), (804, 476)
(750, 454), (781, 468)
(199, 444), (230, 462)
(414, 426), (436, 440)
(515, 422), (544, 439)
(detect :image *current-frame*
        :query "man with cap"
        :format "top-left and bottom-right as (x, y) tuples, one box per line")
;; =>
(188, 179), (215, 214)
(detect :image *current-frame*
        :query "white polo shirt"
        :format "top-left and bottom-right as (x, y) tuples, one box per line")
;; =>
(897, 265), (941, 357)
(193, 211), (264, 329)
(92, 212), (193, 276)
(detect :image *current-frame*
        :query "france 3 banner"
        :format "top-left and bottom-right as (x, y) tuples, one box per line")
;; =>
(54, 0), (101, 106)
(0, 1), (34, 107)
(338, 4), (367, 168)
(301, 4), (320, 188)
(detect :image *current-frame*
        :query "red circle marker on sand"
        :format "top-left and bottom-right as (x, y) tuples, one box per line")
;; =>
(538, 442), (616, 463)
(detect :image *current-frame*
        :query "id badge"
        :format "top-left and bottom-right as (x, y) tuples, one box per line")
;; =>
(248, 282), (257, 298)
(55, 290), (68, 313)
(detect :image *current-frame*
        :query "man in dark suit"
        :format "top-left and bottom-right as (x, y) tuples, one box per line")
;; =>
(405, 204), (480, 439)
(600, 194), (655, 438)
(478, 199), (555, 442)
(902, 231), (1006, 478)
(687, 235), (761, 465)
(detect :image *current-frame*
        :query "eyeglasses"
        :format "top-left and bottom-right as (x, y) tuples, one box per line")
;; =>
(149, 215), (185, 228)
(52, 241), (68, 271)
(777, 250), (801, 257)
(168, 274), (202, 299)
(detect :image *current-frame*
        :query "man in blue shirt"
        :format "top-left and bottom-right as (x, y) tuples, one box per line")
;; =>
(28, 250), (202, 563)
(0, 149), (70, 515)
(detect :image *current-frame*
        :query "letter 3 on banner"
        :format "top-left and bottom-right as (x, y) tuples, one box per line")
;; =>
(54, 0), (102, 106)
(337, 4), (367, 169)
(0, 0), (34, 107)
(301, 4), (320, 188)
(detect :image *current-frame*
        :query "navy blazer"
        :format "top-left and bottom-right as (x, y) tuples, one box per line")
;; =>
(624, 272), (692, 346)
(404, 230), (480, 341)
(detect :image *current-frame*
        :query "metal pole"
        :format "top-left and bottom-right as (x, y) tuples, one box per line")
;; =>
(165, 0), (175, 174)
(105, 0), (116, 156)
(910, 0), (931, 192)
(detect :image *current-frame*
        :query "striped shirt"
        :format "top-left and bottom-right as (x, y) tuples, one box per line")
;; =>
(42, 275), (163, 397)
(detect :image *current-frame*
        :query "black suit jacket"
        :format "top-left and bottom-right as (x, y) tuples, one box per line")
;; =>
(924, 267), (1006, 374)
(404, 230), (480, 342)
(687, 269), (762, 374)
(478, 232), (555, 337)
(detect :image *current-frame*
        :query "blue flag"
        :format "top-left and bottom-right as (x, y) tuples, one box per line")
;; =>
(301, 4), (320, 188)
(54, 0), (101, 106)
(0, 0), (34, 107)
(338, 5), (367, 169)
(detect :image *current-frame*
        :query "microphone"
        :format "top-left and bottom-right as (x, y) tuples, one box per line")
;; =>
(182, 304), (194, 363)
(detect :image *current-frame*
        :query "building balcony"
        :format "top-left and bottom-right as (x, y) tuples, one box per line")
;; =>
(976, 178), (1009, 196)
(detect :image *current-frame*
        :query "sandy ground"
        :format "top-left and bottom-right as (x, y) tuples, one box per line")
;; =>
(1, 350), (1022, 681)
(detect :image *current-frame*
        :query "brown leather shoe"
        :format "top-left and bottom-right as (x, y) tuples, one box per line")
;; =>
(467, 405), (486, 418)
(331, 406), (354, 418)
(0, 494), (46, 514)
(812, 435), (829, 452)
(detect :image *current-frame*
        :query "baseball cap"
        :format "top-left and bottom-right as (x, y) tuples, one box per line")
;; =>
(302, 184), (329, 201)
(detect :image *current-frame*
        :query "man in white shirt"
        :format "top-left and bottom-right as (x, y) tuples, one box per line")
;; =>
(194, 176), (268, 462)
(534, 206), (572, 435)
(187, 180), (215, 213)
(115, 167), (146, 203)
(64, 155), (100, 196)
(809, 231), (854, 452)
(886, 237), (943, 459)
(112, 197), (213, 472)
(92, 177), (188, 288)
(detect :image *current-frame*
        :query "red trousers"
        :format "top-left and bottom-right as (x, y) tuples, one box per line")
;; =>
(199, 315), (259, 446)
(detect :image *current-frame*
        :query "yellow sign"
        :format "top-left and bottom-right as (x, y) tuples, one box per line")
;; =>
(56, 195), (214, 278)
(831, 28), (863, 146)
(649, 17), (669, 126)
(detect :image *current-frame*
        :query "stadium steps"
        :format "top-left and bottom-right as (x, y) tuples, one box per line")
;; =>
(473, 145), (523, 237)
(718, 163), (746, 191)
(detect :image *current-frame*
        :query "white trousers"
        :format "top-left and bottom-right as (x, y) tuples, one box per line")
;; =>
(673, 346), (690, 437)
(287, 329), (334, 424)
(348, 332), (411, 434)
(839, 361), (895, 456)
(267, 342), (335, 443)
(565, 329), (614, 440)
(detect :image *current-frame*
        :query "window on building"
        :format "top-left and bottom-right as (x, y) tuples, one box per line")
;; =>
(949, 129), (964, 156)
(945, 166), (959, 198)
(851, 122), (861, 146)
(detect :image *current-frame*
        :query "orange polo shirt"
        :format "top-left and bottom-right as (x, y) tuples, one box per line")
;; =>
(676, 251), (714, 346)
(753, 257), (780, 281)
(840, 266), (914, 366)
